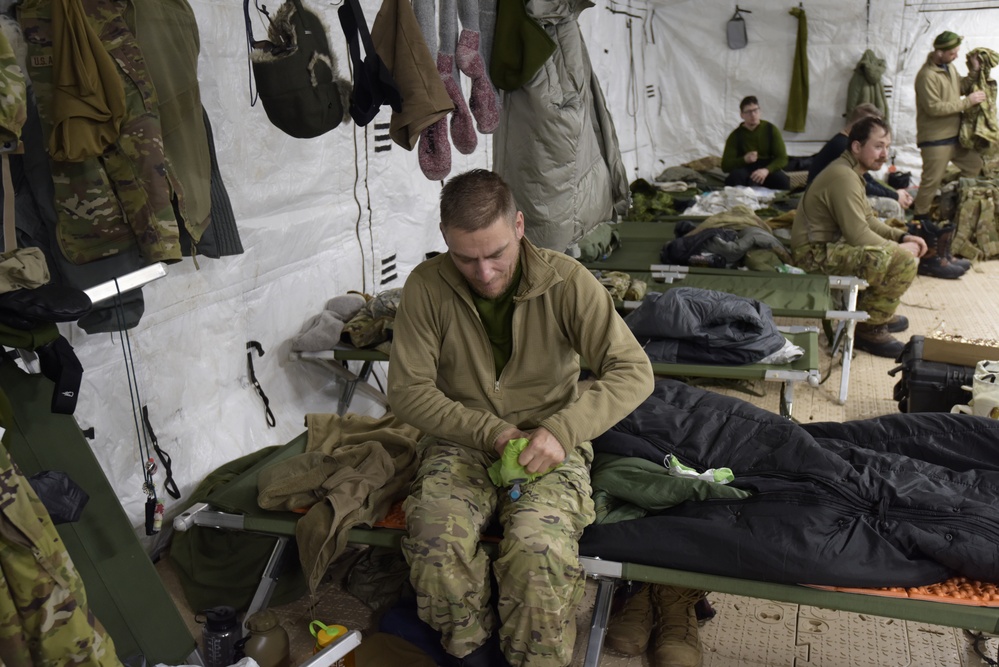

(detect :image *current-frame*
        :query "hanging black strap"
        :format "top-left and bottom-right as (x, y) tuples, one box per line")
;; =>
(141, 405), (180, 500)
(338, 0), (402, 126)
(247, 341), (276, 427)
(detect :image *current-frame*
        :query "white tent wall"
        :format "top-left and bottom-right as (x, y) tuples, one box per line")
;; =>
(55, 0), (489, 546)
(48, 0), (999, 545)
(580, 0), (999, 181)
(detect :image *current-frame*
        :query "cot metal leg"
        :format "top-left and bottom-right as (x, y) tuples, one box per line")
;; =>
(243, 536), (290, 629)
(839, 324), (855, 406)
(780, 381), (794, 420)
(583, 577), (617, 667)
(837, 284), (861, 405)
(338, 360), (373, 415)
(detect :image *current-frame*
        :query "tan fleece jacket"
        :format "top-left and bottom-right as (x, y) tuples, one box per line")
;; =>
(915, 52), (975, 145)
(387, 237), (654, 457)
(791, 152), (906, 249)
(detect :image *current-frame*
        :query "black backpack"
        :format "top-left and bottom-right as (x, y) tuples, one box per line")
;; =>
(244, 0), (350, 138)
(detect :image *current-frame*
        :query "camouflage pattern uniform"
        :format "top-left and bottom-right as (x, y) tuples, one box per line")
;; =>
(868, 196), (904, 221)
(0, 26), (26, 154)
(0, 440), (122, 666)
(18, 0), (185, 265)
(342, 288), (403, 351)
(953, 178), (999, 260)
(402, 440), (596, 666)
(792, 242), (916, 325)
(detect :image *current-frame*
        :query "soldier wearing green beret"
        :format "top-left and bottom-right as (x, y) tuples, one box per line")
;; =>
(912, 31), (986, 217)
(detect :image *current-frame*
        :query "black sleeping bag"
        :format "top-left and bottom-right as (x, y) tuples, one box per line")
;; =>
(623, 287), (786, 365)
(579, 379), (999, 588)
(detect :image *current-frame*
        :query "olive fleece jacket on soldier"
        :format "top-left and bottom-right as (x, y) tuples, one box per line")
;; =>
(791, 152), (906, 249)
(915, 53), (975, 145)
(387, 237), (654, 457)
(721, 120), (789, 174)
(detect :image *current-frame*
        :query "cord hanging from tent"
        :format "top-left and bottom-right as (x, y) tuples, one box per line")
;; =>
(141, 405), (180, 500)
(247, 341), (277, 427)
(110, 280), (164, 535)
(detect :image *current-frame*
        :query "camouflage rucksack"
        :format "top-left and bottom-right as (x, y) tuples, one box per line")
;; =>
(953, 179), (999, 260)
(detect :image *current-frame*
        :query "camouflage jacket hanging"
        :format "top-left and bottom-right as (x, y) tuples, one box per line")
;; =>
(18, 0), (186, 265)
(960, 48), (999, 156)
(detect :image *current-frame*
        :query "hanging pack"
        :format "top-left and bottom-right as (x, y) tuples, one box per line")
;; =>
(726, 7), (750, 50)
(243, 0), (351, 138)
(338, 0), (403, 126)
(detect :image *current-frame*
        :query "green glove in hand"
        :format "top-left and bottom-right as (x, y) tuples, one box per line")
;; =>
(487, 438), (557, 500)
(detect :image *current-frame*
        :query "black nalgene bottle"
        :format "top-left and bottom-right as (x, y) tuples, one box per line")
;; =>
(197, 605), (241, 667)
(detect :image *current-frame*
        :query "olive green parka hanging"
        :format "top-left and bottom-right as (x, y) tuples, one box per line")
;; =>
(783, 6), (808, 133)
(846, 49), (889, 121)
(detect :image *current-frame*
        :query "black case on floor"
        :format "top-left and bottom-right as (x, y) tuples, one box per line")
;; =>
(889, 336), (974, 413)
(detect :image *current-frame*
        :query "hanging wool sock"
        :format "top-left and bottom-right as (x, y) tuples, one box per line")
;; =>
(438, 0), (477, 154)
(418, 116), (452, 180)
(413, 0), (438, 53)
(456, 0), (499, 133)
(413, 0), (452, 179)
(477, 0), (503, 117)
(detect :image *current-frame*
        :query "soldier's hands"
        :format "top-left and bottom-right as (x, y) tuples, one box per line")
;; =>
(750, 168), (770, 185)
(897, 189), (914, 209)
(968, 90), (986, 105)
(744, 151), (758, 164)
(494, 426), (530, 455)
(518, 427), (567, 475)
(900, 235), (928, 258)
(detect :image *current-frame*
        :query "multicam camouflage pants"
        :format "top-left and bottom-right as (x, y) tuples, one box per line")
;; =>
(0, 444), (121, 667)
(792, 242), (917, 326)
(401, 441), (596, 667)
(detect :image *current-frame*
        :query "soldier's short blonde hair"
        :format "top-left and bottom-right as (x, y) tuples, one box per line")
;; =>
(440, 170), (518, 232)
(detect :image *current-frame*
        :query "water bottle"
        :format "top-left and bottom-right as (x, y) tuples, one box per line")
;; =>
(309, 621), (354, 666)
(242, 610), (290, 667)
(197, 606), (241, 667)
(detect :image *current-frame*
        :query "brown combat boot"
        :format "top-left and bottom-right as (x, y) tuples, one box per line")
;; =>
(886, 314), (909, 333)
(605, 583), (653, 655)
(913, 220), (966, 279)
(854, 322), (904, 358)
(650, 585), (704, 667)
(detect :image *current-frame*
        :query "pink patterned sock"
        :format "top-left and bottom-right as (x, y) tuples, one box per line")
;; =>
(438, 52), (477, 155)
(418, 116), (452, 181)
(456, 29), (485, 78)
(468, 73), (499, 134)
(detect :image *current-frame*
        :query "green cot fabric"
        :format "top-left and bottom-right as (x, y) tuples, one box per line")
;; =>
(0, 360), (196, 664)
(783, 7), (809, 133)
(0, 387), (122, 667)
(169, 440), (308, 612)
